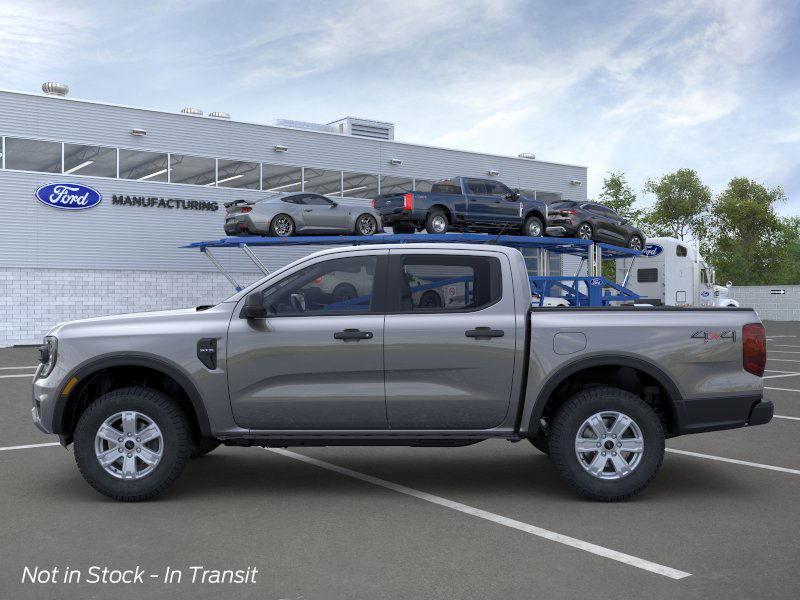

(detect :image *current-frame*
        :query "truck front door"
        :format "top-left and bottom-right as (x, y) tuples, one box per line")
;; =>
(383, 249), (517, 430)
(226, 252), (389, 430)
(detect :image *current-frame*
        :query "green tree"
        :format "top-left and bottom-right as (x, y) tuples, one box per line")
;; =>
(706, 178), (797, 285)
(642, 169), (711, 241)
(598, 171), (643, 226)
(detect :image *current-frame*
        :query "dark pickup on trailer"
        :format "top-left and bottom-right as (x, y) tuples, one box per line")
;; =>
(372, 176), (553, 236)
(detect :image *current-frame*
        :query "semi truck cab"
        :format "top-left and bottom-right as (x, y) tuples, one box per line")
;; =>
(616, 236), (739, 308)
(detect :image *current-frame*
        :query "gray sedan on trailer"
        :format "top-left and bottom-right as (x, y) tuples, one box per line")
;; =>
(224, 192), (383, 237)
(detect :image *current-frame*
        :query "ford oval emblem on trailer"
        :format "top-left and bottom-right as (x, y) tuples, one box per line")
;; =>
(641, 244), (663, 257)
(35, 183), (102, 210)
(588, 277), (603, 287)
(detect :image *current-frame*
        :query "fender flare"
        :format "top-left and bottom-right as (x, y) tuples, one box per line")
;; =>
(52, 352), (212, 437)
(525, 353), (685, 435)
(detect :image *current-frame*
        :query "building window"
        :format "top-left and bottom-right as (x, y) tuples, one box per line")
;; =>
(119, 149), (169, 182)
(379, 175), (413, 195)
(341, 172), (378, 199)
(217, 159), (260, 189)
(63, 144), (117, 177)
(262, 164), (302, 193)
(170, 154), (216, 186)
(4, 138), (61, 173)
(414, 178), (436, 192)
(304, 168), (342, 196)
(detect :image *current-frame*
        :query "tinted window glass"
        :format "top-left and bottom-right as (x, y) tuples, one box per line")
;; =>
(637, 268), (658, 283)
(392, 254), (501, 312)
(263, 164), (302, 193)
(281, 195), (305, 205)
(260, 256), (377, 316)
(217, 159), (260, 189)
(430, 179), (462, 194)
(484, 181), (511, 197)
(676, 245), (688, 257)
(64, 144), (117, 177)
(170, 154), (216, 186)
(5, 138), (61, 173)
(304, 194), (334, 206)
(465, 179), (489, 195)
(119, 149), (169, 182)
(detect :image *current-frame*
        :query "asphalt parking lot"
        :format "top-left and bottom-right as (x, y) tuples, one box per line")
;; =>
(1, 321), (798, 600)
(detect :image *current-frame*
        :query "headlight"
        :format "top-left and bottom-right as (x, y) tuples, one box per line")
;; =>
(37, 336), (58, 378)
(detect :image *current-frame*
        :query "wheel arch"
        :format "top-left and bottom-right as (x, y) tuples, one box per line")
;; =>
(52, 353), (212, 443)
(524, 209), (546, 224)
(526, 354), (684, 438)
(427, 204), (453, 222)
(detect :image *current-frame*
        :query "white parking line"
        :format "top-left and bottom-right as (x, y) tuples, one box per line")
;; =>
(774, 415), (800, 421)
(666, 449), (800, 475)
(767, 358), (800, 364)
(763, 372), (800, 379)
(267, 448), (691, 580)
(0, 366), (38, 370)
(0, 442), (61, 452)
(765, 387), (800, 393)
(767, 350), (800, 354)
(0, 374), (34, 380)
(771, 345), (800, 349)
(766, 335), (798, 338)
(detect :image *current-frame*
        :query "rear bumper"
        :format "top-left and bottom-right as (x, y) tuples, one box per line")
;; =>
(674, 395), (773, 435)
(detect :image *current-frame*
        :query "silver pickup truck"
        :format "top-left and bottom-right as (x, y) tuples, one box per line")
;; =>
(32, 243), (772, 502)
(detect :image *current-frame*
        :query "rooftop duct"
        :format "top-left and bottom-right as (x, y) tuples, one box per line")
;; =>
(42, 82), (69, 97)
(269, 119), (337, 134)
(209, 111), (230, 119)
(329, 117), (394, 141)
(180, 107), (203, 116)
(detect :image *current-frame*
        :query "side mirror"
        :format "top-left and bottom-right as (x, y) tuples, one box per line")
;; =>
(329, 201), (338, 208)
(240, 292), (268, 319)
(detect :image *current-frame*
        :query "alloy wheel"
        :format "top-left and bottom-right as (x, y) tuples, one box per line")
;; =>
(273, 216), (293, 236)
(94, 411), (164, 480)
(629, 236), (643, 251)
(526, 220), (543, 236)
(431, 215), (448, 233)
(358, 215), (377, 235)
(577, 224), (593, 240)
(574, 411), (644, 480)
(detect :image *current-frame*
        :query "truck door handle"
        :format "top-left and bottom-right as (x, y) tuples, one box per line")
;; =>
(465, 327), (504, 339)
(334, 328), (373, 341)
(303, 209), (313, 212)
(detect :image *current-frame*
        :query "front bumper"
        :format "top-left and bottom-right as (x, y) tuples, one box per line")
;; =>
(675, 395), (773, 435)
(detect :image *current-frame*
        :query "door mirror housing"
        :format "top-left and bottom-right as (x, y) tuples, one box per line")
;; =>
(240, 292), (268, 319)
(505, 191), (520, 201)
(329, 201), (338, 208)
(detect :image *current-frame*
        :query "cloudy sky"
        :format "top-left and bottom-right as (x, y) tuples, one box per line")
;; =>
(2, 0), (799, 213)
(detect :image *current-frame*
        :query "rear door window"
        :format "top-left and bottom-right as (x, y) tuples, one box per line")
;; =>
(465, 179), (490, 195)
(388, 254), (502, 312)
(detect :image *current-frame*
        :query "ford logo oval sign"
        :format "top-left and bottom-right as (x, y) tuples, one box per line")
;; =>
(35, 183), (102, 210)
(588, 277), (603, 287)
(641, 244), (663, 257)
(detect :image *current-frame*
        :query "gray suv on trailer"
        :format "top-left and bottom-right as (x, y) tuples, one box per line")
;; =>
(32, 243), (772, 502)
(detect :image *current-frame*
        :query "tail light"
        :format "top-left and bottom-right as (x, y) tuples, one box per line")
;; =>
(402, 193), (414, 211)
(241, 207), (252, 213)
(743, 323), (766, 377)
(560, 209), (577, 216)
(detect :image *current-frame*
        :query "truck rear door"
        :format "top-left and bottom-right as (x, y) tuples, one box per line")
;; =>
(383, 249), (517, 429)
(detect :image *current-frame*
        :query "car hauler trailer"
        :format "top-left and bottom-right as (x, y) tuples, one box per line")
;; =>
(184, 233), (642, 307)
(615, 237), (738, 308)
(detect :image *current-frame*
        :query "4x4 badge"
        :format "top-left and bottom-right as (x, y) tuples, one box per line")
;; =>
(691, 330), (736, 344)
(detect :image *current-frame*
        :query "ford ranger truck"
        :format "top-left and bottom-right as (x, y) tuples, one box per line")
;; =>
(372, 177), (550, 236)
(32, 243), (772, 502)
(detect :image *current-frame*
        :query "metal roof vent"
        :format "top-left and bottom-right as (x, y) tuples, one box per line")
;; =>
(42, 82), (69, 96)
(518, 152), (536, 160)
(180, 107), (204, 116)
(328, 117), (395, 141)
(209, 111), (230, 119)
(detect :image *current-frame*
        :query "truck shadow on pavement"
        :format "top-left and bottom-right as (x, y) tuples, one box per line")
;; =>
(38, 447), (758, 504)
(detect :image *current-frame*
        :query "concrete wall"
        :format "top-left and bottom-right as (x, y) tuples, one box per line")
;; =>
(730, 286), (800, 321)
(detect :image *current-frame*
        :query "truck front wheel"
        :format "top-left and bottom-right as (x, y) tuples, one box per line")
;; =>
(73, 387), (192, 501)
(549, 386), (664, 501)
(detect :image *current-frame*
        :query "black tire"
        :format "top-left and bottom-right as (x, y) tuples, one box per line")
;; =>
(528, 434), (550, 454)
(627, 235), (644, 251)
(549, 386), (664, 501)
(392, 224), (416, 234)
(419, 290), (443, 308)
(425, 209), (449, 234)
(191, 438), (221, 458)
(576, 222), (594, 240)
(522, 215), (544, 237)
(269, 214), (295, 237)
(73, 387), (192, 502)
(354, 213), (379, 236)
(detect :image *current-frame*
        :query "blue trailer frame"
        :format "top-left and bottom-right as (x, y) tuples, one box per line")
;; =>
(183, 233), (641, 307)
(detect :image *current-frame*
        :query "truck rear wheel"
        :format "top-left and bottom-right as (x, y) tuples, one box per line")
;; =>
(425, 210), (449, 234)
(523, 215), (544, 237)
(549, 386), (664, 501)
(73, 387), (192, 501)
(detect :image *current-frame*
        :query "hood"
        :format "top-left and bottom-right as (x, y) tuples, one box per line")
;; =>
(47, 307), (211, 338)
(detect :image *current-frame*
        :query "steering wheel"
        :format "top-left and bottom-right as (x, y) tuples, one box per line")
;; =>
(290, 292), (307, 313)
